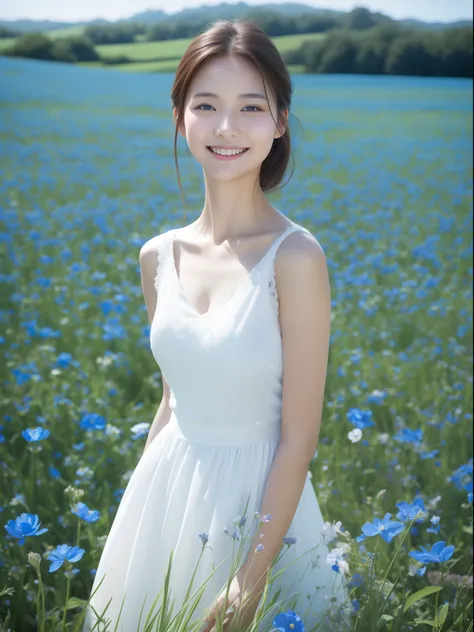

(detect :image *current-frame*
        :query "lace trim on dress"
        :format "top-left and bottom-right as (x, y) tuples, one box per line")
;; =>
(268, 257), (280, 316)
(153, 230), (174, 298)
(266, 225), (310, 319)
(154, 250), (161, 296)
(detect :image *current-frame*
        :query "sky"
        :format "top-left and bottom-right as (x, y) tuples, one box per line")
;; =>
(1, 0), (472, 23)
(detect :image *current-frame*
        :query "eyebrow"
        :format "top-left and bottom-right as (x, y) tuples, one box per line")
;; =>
(191, 92), (267, 100)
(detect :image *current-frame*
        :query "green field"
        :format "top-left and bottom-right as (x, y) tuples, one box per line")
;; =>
(93, 32), (322, 73)
(0, 31), (322, 73)
(96, 31), (323, 61)
(0, 37), (15, 52)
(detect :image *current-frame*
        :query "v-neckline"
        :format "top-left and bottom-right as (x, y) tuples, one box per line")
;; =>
(170, 223), (295, 318)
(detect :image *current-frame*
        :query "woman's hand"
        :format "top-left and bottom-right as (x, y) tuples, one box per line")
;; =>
(200, 566), (266, 632)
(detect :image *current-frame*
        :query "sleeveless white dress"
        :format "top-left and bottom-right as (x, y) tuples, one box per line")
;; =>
(83, 221), (348, 632)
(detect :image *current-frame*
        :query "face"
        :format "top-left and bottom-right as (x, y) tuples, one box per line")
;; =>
(174, 55), (287, 184)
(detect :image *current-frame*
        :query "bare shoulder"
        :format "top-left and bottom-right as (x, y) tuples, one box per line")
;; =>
(276, 227), (330, 325)
(277, 226), (327, 274)
(139, 228), (172, 259)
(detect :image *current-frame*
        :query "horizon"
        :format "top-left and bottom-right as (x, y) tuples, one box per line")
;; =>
(1, 0), (473, 24)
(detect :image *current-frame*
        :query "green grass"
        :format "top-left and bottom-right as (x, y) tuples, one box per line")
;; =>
(96, 32), (323, 61)
(0, 37), (15, 52)
(93, 32), (322, 73)
(95, 36), (196, 62)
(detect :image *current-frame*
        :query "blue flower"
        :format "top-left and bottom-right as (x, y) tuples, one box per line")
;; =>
(427, 514), (441, 533)
(46, 544), (85, 573)
(468, 492), (473, 504)
(346, 408), (375, 430)
(223, 527), (241, 541)
(273, 609), (305, 632)
(394, 428), (423, 444)
(361, 513), (405, 543)
(420, 449), (439, 460)
(79, 412), (106, 431)
(409, 541), (455, 565)
(396, 497), (428, 523)
(55, 352), (74, 368)
(71, 502), (100, 523)
(21, 427), (50, 443)
(130, 422), (150, 440)
(348, 573), (365, 588)
(450, 460), (473, 492)
(235, 515), (247, 528)
(4, 513), (48, 546)
(49, 465), (61, 479)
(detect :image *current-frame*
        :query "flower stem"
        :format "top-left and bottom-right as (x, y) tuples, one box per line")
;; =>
(381, 519), (415, 592)
(35, 564), (45, 632)
(61, 573), (71, 632)
(76, 518), (81, 547)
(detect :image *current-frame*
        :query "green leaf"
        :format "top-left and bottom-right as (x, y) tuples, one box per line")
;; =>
(403, 586), (443, 613)
(377, 613), (394, 629)
(462, 525), (473, 535)
(435, 602), (449, 629)
(66, 596), (87, 610)
(414, 619), (435, 627)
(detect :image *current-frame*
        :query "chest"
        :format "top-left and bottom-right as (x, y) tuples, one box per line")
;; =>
(172, 237), (255, 316)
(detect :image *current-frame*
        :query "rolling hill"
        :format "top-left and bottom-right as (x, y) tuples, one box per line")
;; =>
(1, 2), (471, 36)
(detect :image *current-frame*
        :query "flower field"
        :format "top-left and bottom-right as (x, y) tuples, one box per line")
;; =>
(0, 56), (473, 631)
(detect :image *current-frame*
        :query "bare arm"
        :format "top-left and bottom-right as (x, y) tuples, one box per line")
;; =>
(238, 232), (331, 596)
(139, 238), (173, 455)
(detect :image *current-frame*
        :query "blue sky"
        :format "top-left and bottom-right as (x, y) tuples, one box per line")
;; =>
(1, 0), (472, 23)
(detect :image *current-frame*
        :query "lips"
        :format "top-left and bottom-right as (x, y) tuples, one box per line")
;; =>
(207, 146), (249, 156)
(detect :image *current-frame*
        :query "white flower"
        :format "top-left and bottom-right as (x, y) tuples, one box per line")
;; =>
(322, 520), (344, 545)
(105, 424), (121, 439)
(326, 547), (350, 575)
(378, 432), (390, 444)
(427, 494), (442, 508)
(348, 428), (363, 443)
(130, 422), (149, 439)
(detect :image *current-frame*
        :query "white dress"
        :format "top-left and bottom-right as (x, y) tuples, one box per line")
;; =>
(83, 221), (348, 632)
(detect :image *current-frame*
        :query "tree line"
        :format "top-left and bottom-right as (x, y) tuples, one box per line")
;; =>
(1, 9), (472, 78)
(0, 8), (381, 43)
(284, 22), (473, 77)
(57, 8), (394, 44)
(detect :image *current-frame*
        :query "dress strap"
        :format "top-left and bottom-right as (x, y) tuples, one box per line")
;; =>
(259, 223), (314, 319)
(153, 228), (176, 297)
(262, 223), (312, 265)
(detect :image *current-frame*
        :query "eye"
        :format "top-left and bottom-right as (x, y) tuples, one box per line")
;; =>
(194, 104), (263, 112)
(195, 103), (214, 111)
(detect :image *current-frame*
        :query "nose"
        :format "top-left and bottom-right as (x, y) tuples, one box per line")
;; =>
(216, 112), (238, 138)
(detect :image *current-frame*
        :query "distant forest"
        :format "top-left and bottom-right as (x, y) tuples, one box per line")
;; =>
(1, 6), (472, 78)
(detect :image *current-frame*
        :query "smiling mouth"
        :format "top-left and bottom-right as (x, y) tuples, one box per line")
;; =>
(207, 146), (249, 156)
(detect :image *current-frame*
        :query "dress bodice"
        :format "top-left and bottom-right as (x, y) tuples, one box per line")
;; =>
(149, 221), (312, 447)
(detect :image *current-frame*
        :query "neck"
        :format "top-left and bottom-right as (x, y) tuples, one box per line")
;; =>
(194, 172), (275, 244)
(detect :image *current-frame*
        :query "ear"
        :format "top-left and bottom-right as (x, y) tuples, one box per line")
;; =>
(173, 107), (186, 138)
(274, 109), (289, 139)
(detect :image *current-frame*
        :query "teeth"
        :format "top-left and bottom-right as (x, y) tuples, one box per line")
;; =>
(210, 147), (247, 156)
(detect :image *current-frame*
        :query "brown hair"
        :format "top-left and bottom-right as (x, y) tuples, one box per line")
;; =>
(170, 19), (296, 204)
